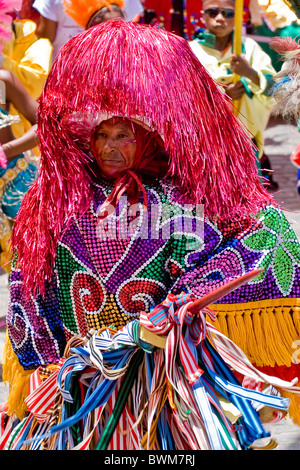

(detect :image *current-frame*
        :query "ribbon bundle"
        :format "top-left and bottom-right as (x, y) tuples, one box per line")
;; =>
(2, 291), (300, 450)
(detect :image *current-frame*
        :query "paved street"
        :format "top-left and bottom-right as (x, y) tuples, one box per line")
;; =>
(0, 115), (300, 449)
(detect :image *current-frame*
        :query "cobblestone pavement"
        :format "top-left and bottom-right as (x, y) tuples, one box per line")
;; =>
(0, 116), (300, 449)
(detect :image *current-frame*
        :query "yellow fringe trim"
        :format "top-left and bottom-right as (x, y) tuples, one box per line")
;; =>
(2, 332), (34, 420)
(211, 298), (300, 424)
(281, 390), (300, 426)
(210, 298), (300, 368)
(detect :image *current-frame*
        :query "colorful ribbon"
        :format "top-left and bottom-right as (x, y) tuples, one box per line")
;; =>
(7, 291), (300, 450)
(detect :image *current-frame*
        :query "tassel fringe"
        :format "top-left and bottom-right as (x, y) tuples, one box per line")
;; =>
(211, 299), (300, 368)
(211, 298), (300, 423)
(2, 333), (33, 420)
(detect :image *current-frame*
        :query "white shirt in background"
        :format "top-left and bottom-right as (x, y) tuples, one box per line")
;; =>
(33, 0), (84, 62)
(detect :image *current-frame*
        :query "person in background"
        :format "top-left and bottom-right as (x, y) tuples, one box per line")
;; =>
(33, 0), (143, 64)
(0, 1), (40, 272)
(123, 0), (144, 21)
(1, 6), (52, 153)
(189, 0), (278, 189)
(0, 70), (39, 273)
(18, 0), (41, 24)
(250, 0), (300, 72)
(32, 0), (83, 64)
(63, 0), (125, 28)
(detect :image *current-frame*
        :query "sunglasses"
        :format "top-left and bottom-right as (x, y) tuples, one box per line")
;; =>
(204, 8), (235, 18)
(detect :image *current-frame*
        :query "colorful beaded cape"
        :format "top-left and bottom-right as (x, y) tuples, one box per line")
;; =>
(7, 179), (300, 381)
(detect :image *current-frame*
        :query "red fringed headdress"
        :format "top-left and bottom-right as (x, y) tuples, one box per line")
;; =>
(13, 20), (273, 296)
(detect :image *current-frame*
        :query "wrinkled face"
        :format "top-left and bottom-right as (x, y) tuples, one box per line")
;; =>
(93, 118), (137, 177)
(202, 0), (235, 38)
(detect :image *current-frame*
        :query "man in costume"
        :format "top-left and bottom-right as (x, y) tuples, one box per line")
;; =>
(1, 20), (300, 451)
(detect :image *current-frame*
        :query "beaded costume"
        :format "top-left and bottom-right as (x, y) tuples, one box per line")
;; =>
(2, 21), (300, 450)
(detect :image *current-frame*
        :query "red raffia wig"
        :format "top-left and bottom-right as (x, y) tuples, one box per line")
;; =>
(13, 20), (273, 296)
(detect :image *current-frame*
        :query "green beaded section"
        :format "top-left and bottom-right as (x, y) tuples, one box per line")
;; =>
(242, 206), (300, 295)
(56, 243), (86, 335)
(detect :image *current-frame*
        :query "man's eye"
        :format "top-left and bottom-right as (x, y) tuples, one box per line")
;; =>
(118, 134), (128, 139)
(97, 132), (107, 138)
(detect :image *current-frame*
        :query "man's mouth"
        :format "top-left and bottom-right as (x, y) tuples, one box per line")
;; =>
(103, 160), (124, 164)
(102, 156), (124, 163)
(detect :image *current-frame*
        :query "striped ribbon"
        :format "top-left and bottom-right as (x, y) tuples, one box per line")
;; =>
(141, 294), (300, 398)
(140, 295), (240, 448)
(187, 331), (291, 411)
(206, 322), (300, 395)
(0, 413), (14, 450)
(125, 405), (142, 450)
(11, 291), (300, 450)
(140, 292), (300, 449)
(142, 348), (166, 449)
(8, 413), (38, 450)
(72, 405), (104, 450)
(141, 293), (215, 385)
(21, 327), (139, 448)
(107, 381), (127, 450)
(25, 360), (66, 422)
(187, 334), (233, 449)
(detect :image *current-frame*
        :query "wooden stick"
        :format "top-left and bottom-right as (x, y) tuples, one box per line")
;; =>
(232, 0), (244, 114)
(188, 268), (263, 314)
(139, 268), (263, 349)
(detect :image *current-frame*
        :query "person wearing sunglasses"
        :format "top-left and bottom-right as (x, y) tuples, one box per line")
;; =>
(189, 0), (278, 189)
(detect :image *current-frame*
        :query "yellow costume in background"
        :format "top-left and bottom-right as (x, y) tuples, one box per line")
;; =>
(189, 34), (276, 157)
(2, 19), (52, 151)
(250, 0), (300, 72)
(257, 0), (299, 29)
(0, 108), (39, 273)
(0, 20), (49, 270)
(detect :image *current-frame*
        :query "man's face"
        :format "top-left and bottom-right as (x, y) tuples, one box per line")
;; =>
(93, 118), (137, 178)
(202, 0), (235, 38)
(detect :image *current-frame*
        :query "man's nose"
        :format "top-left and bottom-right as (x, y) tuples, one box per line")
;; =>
(103, 138), (117, 151)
